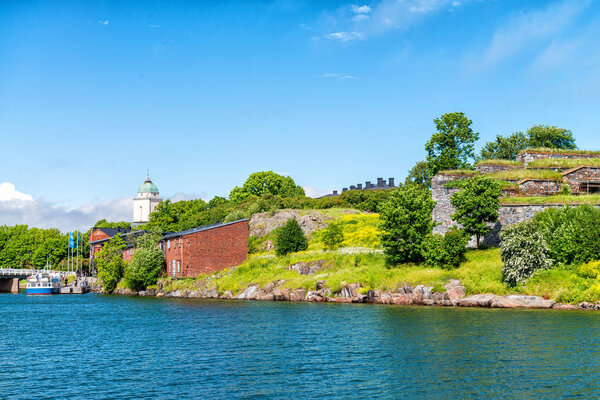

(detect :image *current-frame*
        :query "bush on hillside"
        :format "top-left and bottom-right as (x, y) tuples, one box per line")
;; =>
(422, 229), (469, 269)
(223, 209), (247, 223)
(275, 218), (308, 256)
(500, 221), (554, 286)
(577, 260), (600, 279)
(321, 223), (344, 250)
(533, 205), (600, 265)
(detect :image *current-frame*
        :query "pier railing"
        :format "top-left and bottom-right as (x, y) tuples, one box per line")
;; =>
(0, 268), (75, 278)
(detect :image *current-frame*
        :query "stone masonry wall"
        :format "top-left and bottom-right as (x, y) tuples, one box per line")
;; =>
(518, 179), (562, 195)
(432, 173), (564, 246)
(516, 151), (600, 167)
(563, 167), (600, 193)
(475, 164), (517, 174)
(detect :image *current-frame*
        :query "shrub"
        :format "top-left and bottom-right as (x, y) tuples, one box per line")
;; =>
(321, 223), (344, 250)
(95, 234), (127, 293)
(379, 184), (436, 265)
(500, 221), (554, 285)
(275, 218), (308, 256)
(560, 184), (572, 195)
(422, 230), (468, 269)
(223, 209), (247, 223)
(577, 260), (600, 279)
(125, 231), (165, 292)
(533, 205), (600, 265)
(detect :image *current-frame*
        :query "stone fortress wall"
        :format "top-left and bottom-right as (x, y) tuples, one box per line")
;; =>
(433, 149), (600, 246)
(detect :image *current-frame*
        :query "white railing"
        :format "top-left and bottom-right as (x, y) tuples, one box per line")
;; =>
(0, 268), (75, 277)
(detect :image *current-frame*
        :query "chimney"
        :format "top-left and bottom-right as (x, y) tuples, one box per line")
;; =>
(350, 185), (356, 190)
(365, 181), (372, 188)
(377, 177), (384, 187)
(388, 178), (395, 187)
(357, 183), (363, 190)
(333, 190), (338, 195)
(342, 188), (348, 192)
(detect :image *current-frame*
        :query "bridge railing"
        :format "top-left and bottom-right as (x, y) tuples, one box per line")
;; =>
(0, 268), (75, 277)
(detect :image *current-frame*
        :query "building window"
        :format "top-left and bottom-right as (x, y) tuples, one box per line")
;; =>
(177, 261), (181, 273)
(167, 240), (170, 250)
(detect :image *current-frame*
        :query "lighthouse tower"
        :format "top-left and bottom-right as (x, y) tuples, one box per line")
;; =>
(133, 173), (162, 225)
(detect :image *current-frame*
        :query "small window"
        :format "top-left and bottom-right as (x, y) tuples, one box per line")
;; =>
(167, 240), (170, 250)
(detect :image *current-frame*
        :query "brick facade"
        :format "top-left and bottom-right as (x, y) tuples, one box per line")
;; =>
(162, 219), (248, 278)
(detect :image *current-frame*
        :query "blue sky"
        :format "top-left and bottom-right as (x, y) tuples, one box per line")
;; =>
(2, 0), (600, 230)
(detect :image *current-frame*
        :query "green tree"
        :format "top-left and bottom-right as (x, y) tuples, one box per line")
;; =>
(526, 125), (576, 149)
(124, 230), (164, 292)
(275, 218), (308, 256)
(95, 234), (126, 293)
(229, 171), (305, 204)
(405, 161), (432, 189)
(379, 184), (436, 265)
(450, 175), (502, 249)
(425, 112), (479, 176)
(321, 223), (344, 250)
(479, 132), (529, 160)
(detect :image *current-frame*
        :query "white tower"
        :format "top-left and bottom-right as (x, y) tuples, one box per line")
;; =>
(133, 173), (162, 225)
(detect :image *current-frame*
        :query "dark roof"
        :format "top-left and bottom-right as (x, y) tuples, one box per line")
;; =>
(161, 219), (248, 240)
(92, 227), (131, 237)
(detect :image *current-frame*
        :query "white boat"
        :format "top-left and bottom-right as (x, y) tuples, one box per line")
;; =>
(26, 273), (61, 295)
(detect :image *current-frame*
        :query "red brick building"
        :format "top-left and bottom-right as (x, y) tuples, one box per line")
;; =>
(160, 219), (248, 277)
(89, 219), (249, 278)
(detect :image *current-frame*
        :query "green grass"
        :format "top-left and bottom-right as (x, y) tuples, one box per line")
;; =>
(444, 179), (518, 190)
(438, 169), (478, 176)
(309, 213), (381, 250)
(160, 248), (506, 297)
(500, 194), (600, 205)
(475, 159), (522, 167)
(487, 169), (563, 181)
(527, 158), (600, 169)
(519, 148), (600, 156)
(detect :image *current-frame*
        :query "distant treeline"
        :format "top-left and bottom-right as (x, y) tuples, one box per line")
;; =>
(0, 225), (92, 270)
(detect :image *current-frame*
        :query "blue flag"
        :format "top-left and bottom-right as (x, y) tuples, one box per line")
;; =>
(76, 232), (80, 249)
(69, 232), (75, 249)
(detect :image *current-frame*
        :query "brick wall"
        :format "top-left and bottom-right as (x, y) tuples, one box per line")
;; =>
(89, 229), (111, 257)
(163, 220), (249, 278)
(475, 164), (519, 174)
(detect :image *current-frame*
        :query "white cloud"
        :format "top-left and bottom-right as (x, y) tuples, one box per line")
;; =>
(0, 182), (33, 202)
(530, 38), (582, 73)
(169, 192), (206, 202)
(321, 73), (357, 80)
(98, 20), (109, 25)
(351, 5), (373, 14)
(325, 31), (366, 42)
(0, 196), (130, 232)
(299, 23), (313, 30)
(353, 14), (370, 22)
(477, 0), (590, 69)
(303, 186), (334, 198)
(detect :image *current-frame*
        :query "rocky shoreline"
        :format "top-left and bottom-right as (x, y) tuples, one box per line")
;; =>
(94, 279), (600, 311)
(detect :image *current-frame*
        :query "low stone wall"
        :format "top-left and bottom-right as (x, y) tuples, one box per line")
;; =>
(475, 164), (518, 174)
(517, 151), (600, 167)
(518, 179), (562, 196)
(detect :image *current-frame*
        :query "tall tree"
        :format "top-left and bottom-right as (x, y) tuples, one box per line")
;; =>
(405, 161), (433, 189)
(479, 132), (529, 160)
(379, 184), (436, 265)
(95, 234), (126, 293)
(229, 171), (305, 204)
(450, 175), (502, 249)
(125, 230), (164, 292)
(425, 112), (479, 176)
(526, 125), (576, 149)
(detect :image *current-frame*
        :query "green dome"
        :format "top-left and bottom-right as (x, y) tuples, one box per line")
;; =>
(138, 176), (159, 194)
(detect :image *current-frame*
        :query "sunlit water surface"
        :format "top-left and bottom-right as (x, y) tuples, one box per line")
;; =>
(1, 293), (600, 399)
